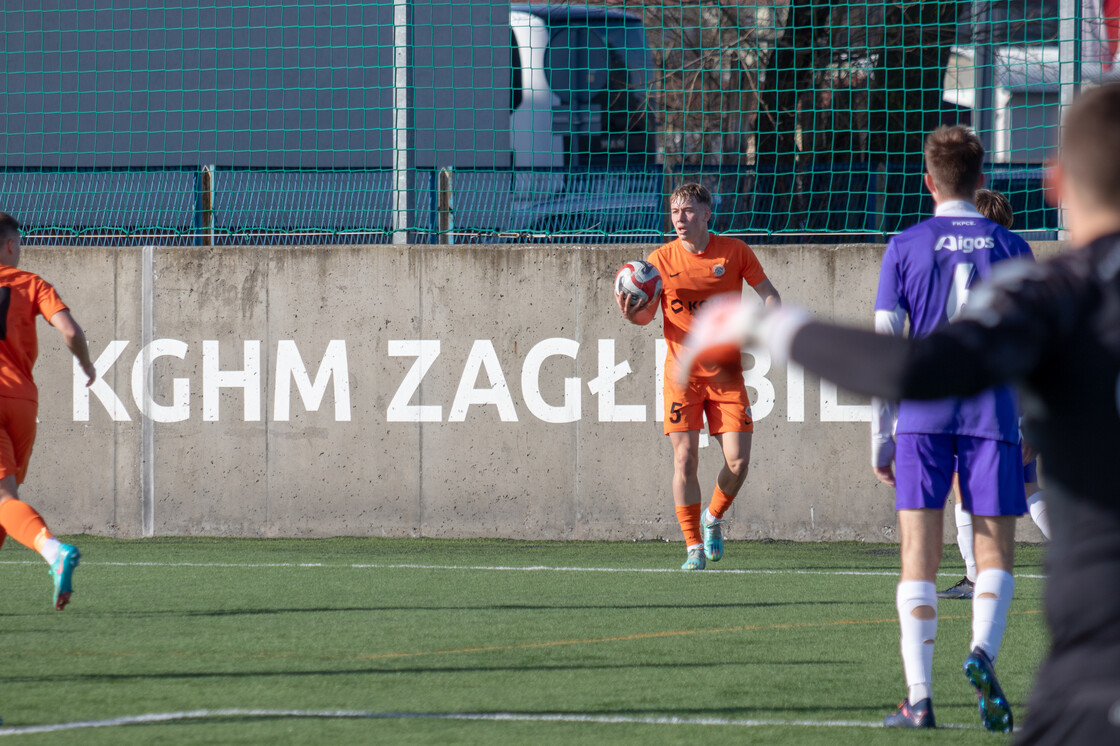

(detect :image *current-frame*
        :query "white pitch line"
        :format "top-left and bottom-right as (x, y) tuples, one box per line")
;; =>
(0, 708), (984, 736)
(0, 559), (1046, 579)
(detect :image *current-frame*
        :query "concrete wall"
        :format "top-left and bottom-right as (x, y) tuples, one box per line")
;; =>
(22, 241), (1062, 542)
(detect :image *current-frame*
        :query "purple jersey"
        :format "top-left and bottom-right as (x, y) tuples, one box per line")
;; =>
(875, 206), (1034, 443)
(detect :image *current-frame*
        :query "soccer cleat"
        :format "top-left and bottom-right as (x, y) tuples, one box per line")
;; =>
(681, 546), (706, 571)
(883, 697), (936, 728)
(701, 516), (724, 562)
(937, 576), (974, 599)
(50, 544), (80, 610)
(964, 647), (1013, 733)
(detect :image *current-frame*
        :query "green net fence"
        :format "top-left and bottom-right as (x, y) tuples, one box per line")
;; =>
(2, 1), (1118, 245)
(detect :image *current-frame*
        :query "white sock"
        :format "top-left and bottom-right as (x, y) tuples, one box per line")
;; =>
(686, 542), (703, 552)
(954, 502), (977, 583)
(1027, 492), (1050, 539)
(897, 581), (937, 704)
(970, 569), (1015, 661)
(39, 536), (62, 566)
(703, 509), (719, 526)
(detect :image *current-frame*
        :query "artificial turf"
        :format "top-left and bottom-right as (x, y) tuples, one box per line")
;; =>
(0, 537), (1048, 744)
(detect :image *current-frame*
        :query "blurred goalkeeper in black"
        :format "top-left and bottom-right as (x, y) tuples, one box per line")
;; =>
(681, 83), (1120, 745)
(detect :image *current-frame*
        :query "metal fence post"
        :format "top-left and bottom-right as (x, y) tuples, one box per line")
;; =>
(437, 167), (454, 244)
(195, 165), (215, 247)
(972, 0), (995, 163)
(1058, 0), (1083, 238)
(392, 0), (414, 245)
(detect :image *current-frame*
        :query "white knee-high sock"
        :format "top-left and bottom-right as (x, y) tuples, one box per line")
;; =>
(955, 502), (977, 583)
(1027, 492), (1050, 539)
(897, 581), (938, 704)
(970, 569), (1015, 660)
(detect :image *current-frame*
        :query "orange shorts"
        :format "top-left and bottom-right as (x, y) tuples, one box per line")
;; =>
(663, 376), (753, 435)
(0, 397), (38, 484)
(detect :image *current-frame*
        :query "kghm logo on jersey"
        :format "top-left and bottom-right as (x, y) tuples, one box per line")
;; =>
(934, 235), (996, 253)
(670, 298), (710, 314)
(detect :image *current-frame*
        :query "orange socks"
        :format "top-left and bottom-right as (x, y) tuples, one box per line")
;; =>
(708, 486), (736, 520)
(675, 503), (702, 547)
(678, 487), (738, 546)
(0, 499), (52, 552)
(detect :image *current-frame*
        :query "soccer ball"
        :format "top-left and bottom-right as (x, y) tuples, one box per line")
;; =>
(614, 260), (662, 307)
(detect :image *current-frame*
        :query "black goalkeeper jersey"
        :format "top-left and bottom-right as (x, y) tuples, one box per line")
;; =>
(947, 233), (1120, 745)
(942, 232), (1120, 506)
(790, 231), (1120, 744)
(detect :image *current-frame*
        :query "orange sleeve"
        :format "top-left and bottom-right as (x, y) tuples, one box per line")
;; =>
(33, 277), (68, 322)
(739, 242), (767, 286)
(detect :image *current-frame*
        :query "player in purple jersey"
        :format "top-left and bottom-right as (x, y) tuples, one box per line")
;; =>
(680, 83), (1120, 744)
(940, 190), (1049, 601)
(864, 127), (1030, 731)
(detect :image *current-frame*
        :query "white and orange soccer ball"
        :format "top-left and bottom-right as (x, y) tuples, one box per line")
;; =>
(614, 260), (662, 307)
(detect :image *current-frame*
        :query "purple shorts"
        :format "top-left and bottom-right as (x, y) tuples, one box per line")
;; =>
(895, 433), (1027, 516)
(954, 453), (1038, 484)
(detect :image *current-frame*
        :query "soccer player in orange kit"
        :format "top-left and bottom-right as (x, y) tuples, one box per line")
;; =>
(617, 184), (781, 569)
(0, 212), (96, 609)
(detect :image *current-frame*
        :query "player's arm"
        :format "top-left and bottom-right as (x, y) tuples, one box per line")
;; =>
(751, 278), (781, 308)
(740, 244), (781, 309)
(786, 261), (1063, 401)
(49, 309), (96, 386)
(870, 306), (904, 486)
(682, 259), (1066, 401)
(787, 320), (1027, 401)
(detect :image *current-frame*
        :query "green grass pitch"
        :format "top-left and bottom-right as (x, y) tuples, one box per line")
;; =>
(0, 537), (1047, 744)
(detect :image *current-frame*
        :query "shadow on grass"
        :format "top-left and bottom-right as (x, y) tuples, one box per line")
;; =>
(4, 657), (864, 685)
(0, 599), (885, 619)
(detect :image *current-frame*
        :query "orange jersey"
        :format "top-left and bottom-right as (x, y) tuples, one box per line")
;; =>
(0, 265), (68, 403)
(647, 234), (767, 381)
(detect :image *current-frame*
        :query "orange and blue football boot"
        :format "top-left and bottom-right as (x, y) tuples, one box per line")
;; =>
(681, 546), (705, 570)
(50, 544), (80, 610)
(702, 516), (724, 562)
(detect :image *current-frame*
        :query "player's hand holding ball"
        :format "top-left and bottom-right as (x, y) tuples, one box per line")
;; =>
(615, 260), (662, 324)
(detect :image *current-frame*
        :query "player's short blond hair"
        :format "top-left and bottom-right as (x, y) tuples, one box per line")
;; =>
(669, 183), (712, 207)
(924, 125), (985, 199)
(1061, 83), (1120, 209)
(974, 189), (1014, 228)
(0, 212), (20, 243)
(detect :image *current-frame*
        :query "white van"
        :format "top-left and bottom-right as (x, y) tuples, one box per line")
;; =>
(509, 4), (656, 168)
(505, 5), (661, 237)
